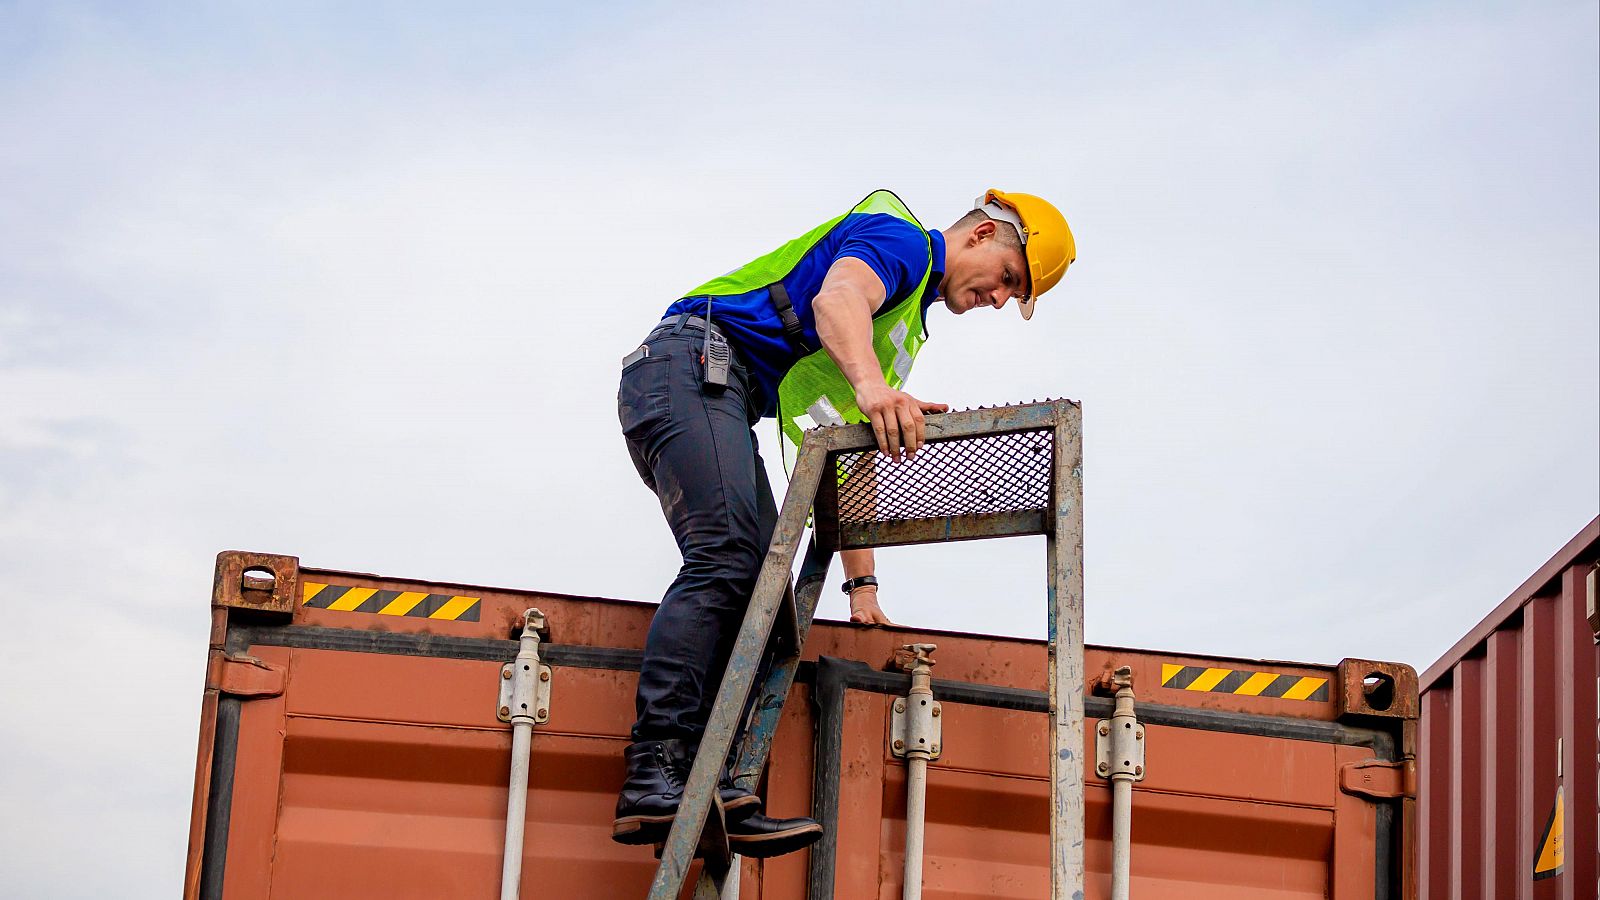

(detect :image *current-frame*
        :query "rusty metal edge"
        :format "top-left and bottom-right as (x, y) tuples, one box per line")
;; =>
(295, 568), (656, 609)
(197, 696), (242, 900)
(191, 552), (302, 900)
(182, 689), (218, 900)
(817, 400), (1074, 453)
(1419, 516), (1600, 689)
(838, 509), (1047, 549)
(232, 623), (1408, 743)
(224, 623), (1396, 753)
(182, 610), (226, 900)
(1336, 659), (1422, 721)
(213, 551), (298, 615)
(245, 550), (1393, 682)
(184, 601), (232, 900)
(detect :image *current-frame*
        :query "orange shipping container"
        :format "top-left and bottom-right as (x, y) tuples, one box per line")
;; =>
(187, 551), (1417, 899)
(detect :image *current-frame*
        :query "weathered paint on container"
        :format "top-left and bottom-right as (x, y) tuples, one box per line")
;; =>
(188, 551), (1416, 899)
(1418, 517), (1599, 899)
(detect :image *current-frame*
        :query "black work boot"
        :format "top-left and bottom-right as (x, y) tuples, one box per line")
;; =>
(614, 739), (779, 845)
(612, 739), (690, 845)
(727, 811), (824, 858)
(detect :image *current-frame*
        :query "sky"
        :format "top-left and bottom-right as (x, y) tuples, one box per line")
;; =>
(1, 1), (1596, 896)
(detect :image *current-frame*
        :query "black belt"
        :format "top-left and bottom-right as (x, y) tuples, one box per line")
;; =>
(622, 314), (739, 370)
(646, 313), (725, 342)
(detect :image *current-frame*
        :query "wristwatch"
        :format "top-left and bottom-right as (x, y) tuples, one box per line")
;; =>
(840, 576), (879, 594)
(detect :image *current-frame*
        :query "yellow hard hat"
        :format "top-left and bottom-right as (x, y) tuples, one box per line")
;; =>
(978, 189), (1076, 320)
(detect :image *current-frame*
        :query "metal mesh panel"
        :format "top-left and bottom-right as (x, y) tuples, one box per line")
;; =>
(832, 428), (1054, 523)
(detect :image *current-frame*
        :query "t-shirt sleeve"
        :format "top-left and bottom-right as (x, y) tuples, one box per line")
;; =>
(832, 215), (930, 308)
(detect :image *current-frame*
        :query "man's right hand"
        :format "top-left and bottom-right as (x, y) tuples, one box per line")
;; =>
(808, 257), (948, 459)
(855, 382), (949, 461)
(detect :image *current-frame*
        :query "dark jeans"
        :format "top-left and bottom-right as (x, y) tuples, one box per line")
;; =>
(617, 326), (778, 743)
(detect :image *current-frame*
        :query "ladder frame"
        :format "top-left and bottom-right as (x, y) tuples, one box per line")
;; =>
(647, 400), (1085, 899)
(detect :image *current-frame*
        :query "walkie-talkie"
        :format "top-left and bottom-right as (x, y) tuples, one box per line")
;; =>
(701, 299), (730, 394)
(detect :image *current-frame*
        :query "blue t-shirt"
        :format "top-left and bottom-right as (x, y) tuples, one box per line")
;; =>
(664, 213), (947, 418)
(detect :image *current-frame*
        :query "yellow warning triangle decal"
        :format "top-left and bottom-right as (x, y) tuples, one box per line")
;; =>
(1533, 786), (1564, 880)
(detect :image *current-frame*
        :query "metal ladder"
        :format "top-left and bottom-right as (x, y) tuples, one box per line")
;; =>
(646, 399), (1087, 899)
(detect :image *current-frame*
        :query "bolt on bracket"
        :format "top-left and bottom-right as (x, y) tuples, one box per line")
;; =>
(1095, 718), (1146, 780)
(891, 695), (944, 760)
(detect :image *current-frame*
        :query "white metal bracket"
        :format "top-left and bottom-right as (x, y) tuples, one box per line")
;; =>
(1095, 717), (1145, 781)
(891, 694), (944, 760)
(497, 662), (553, 724)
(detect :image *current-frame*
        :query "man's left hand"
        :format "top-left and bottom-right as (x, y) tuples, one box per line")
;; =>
(849, 590), (894, 626)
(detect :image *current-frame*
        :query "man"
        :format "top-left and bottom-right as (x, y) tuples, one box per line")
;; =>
(612, 189), (1075, 857)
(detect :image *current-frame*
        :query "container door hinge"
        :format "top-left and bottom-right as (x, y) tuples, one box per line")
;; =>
(1339, 759), (1415, 800)
(211, 653), (286, 698)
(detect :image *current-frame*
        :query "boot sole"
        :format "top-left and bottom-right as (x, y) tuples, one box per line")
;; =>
(613, 797), (763, 846)
(611, 813), (674, 845)
(727, 823), (824, 859)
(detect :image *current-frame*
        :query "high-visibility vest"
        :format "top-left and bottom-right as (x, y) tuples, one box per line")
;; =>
(682, 190), (933, 468)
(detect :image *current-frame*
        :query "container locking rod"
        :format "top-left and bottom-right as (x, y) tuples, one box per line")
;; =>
(499, 609), (551, 900)
(891, 643), (942, 900)
(1096, 666), (1142, 900)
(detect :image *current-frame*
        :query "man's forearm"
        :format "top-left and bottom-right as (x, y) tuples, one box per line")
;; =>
(809, 258), (945, 462)
(812, 289), (887, 394)
(841, 548), (874, 580)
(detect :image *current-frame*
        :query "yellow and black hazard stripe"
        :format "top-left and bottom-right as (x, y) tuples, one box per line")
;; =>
(301, 582), (480, 622)
(1161, 663), (1329, 702)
